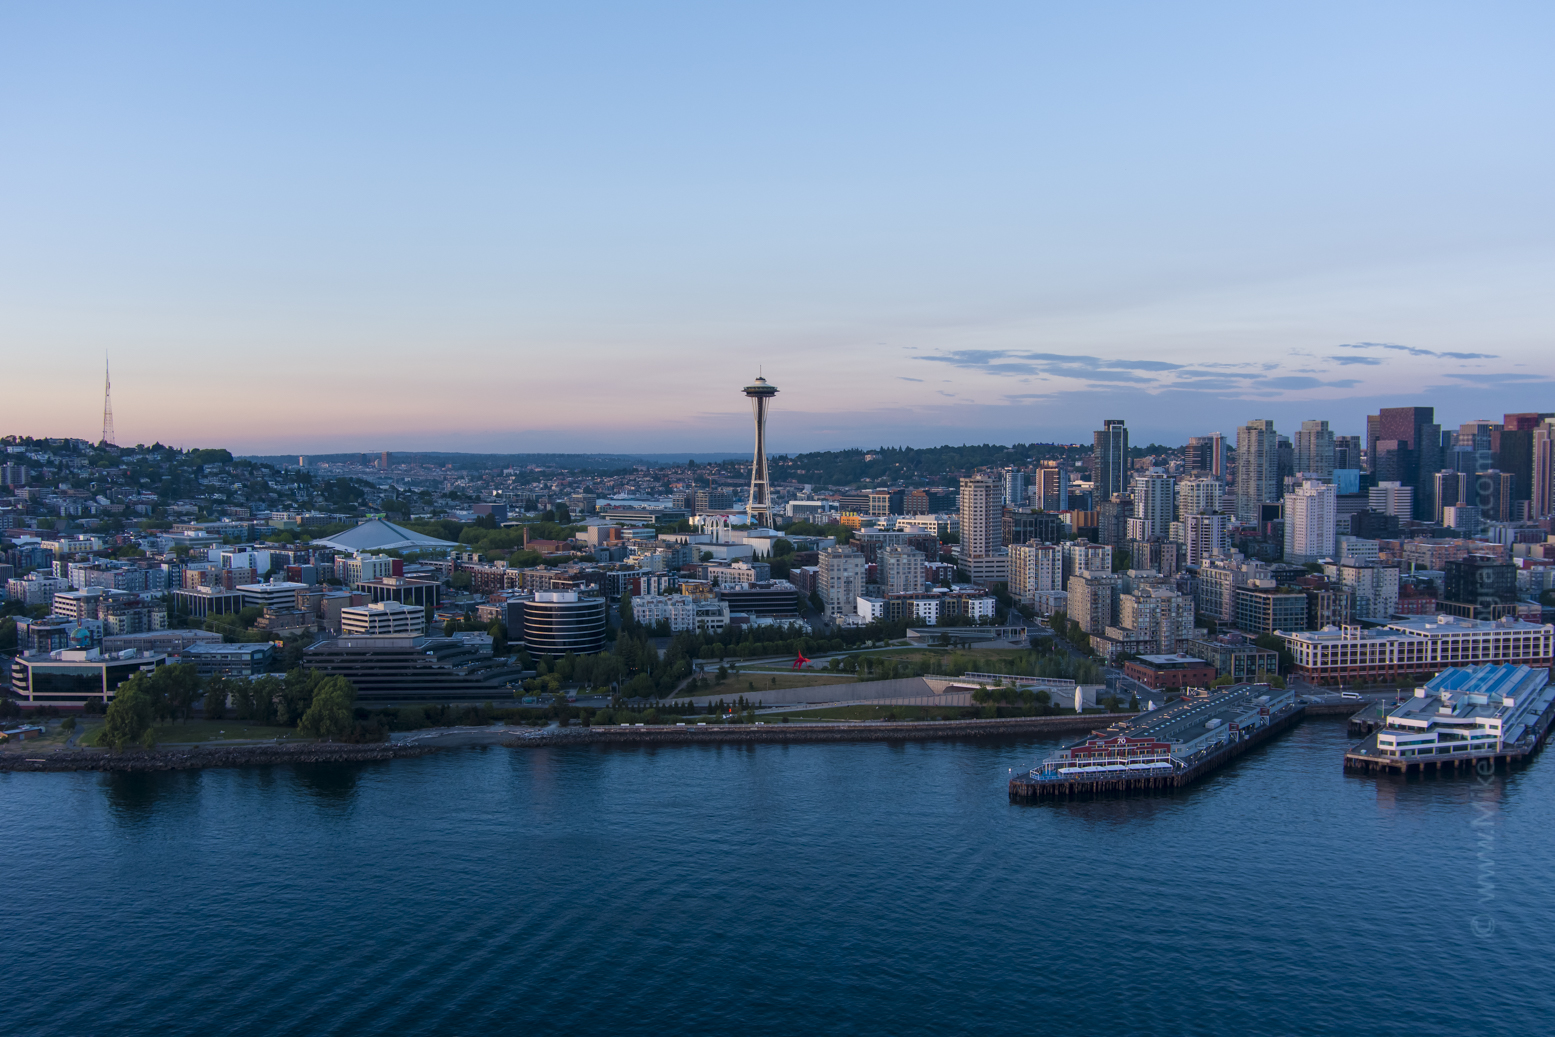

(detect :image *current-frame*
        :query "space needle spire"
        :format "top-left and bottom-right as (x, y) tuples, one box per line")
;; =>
(742, 373), (778, 527)
(101, 354), (116, 447)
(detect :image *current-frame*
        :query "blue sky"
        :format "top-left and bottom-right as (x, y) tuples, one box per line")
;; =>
(2, 1), (1551, 452)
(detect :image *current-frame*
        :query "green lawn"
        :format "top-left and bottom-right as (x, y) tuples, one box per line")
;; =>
(98, 720), (306, 745)
(749, 646), (1048, 679)
(161, 720), (304, 743)
(711, 672), (860, 690)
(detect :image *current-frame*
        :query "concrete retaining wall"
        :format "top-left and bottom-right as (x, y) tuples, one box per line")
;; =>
(507, 713), (1134, 747)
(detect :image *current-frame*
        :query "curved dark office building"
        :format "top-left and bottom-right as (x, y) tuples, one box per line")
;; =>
(521, 591), (607, 656)
(303, 636), (529, 703)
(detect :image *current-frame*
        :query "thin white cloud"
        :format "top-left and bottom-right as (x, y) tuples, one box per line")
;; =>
(1335, 342), (1498, 360)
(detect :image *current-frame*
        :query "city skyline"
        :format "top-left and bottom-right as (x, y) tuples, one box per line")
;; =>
(5, 6), (1553, 1034)
(3, 3), (1552, 451)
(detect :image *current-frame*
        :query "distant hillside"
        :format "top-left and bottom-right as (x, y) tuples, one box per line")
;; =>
(241, 452), (746, 471)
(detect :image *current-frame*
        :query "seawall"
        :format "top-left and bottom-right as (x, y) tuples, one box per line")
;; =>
(0, 742), (437, 773)
(505, 713), (1135, 747)
(0, 715), (1139, 772)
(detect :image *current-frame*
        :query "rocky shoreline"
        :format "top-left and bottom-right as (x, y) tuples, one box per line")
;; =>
(0, 714), (1134, 771)
(0, 742), (437, 773)
(504, 713), (1131, 747)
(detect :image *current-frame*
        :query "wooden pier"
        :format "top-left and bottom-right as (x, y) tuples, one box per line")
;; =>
(1343, 694), (1555, 776)
(1008, 706), (1305, 801)
(1347, 701), (1390, 738)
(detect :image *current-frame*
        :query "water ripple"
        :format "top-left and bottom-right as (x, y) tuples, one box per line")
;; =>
(2, 721), (1550, 1036)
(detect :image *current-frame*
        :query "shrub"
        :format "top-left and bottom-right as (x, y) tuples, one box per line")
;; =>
(102, 680), (155, 750)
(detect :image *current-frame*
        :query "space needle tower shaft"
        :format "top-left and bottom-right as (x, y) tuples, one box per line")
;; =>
(742, 375), (778, 527)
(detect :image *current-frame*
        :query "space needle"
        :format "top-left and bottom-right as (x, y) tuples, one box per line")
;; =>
(743, 374), (778, 527)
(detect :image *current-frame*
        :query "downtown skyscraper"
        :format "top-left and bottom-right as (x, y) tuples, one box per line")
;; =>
(1093, 419), (1129, 501)
(1294, 419), (1335, 479)
(1235, 419), (1280, 523)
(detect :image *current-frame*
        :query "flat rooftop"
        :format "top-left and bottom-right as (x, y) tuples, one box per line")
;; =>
(1104, 686), (1282, 747)
(1288, 616), (1551, 642)
(184, 643), (272, 656)
(1134, 653), (1212, 667)
(1387, 615), (1549, 633)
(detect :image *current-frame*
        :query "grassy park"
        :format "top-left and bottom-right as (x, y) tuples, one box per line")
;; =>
(712, 672), (861, 692)
(79, 720), (304, 746)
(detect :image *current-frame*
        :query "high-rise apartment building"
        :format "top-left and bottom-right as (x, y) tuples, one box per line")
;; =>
(1495, 430), (1533, 503)
(1092, 419), (1129, 501)
(958, 476), (1000, 557)
(1367, 481), (1414, 522)
(1130, 470), (1174, 541)
(956, 475), (1006, 585)
(878, 545), (925, 596)
(1096, 495), (1132, 546)
(1235, 419), (1280, 522)
(1001, 467), (1027, 508)
(1177, 478), (1222, 520)
(1185, 435), (1225, 478)
(1035, 461), (1069, 512)
(1067, 571), (1121, 634)
(1196, 554), (1271, 623)
(1324, 562), (1400, 621)
(818, 546), (867, 622)
(1126, 538), (1183, 578)
(1283, 480), (1337, 564)
(1533, 421), (1555, 518)
(1333, 436), (1362, 471)
(1002, 509), (1063, 547)
(1182, 512), (1230, 566)
(1007, 542), (1062, 607)
(1293, 420), (1335, 479)
(1433, 470), (1462, 524)
(1484, 472), (1514, 523)
(1116, 586), (1197, 656)
(1061, 542), (1112, 583)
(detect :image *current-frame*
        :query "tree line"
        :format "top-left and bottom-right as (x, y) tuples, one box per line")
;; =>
(96, 663), (367, 750)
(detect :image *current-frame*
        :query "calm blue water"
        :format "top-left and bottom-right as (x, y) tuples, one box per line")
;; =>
(1, 720), (1547, 1036)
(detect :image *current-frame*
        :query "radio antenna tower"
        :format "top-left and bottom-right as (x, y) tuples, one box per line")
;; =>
(742, 373), (778, 527)
(101, 354), (116, 446)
